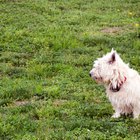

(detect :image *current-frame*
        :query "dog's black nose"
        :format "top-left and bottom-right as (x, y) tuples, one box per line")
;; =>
(89, 73), (92, 77)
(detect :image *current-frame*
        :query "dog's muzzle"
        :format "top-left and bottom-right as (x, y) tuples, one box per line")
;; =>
(89, 72), (98, 80)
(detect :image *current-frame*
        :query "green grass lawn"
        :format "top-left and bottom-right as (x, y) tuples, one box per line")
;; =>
(0, 0), (140, 139)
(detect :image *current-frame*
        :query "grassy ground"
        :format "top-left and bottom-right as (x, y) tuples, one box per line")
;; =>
(0, 0), (140, 139)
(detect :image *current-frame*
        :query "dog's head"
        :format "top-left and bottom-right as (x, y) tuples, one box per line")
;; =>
(89, 49), (126, 91)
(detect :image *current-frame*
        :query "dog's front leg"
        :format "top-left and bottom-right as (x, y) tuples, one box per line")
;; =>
(111, 108), (121, 118)
(112, 112), (121, 118)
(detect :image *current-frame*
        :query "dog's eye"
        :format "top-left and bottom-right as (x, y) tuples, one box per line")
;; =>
(108, 61), (113, 64)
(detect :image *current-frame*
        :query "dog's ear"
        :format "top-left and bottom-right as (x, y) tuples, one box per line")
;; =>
(111, 48), (114, 52)
(111, 52), (116, 62)
(111, 48), (117, 53)
(109, 52), (116, 64)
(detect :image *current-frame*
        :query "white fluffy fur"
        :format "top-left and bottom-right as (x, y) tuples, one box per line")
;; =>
(90, 49), (140, 119)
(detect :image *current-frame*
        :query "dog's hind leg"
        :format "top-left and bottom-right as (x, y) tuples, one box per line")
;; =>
(133, 108), (140, 119)
(132, 102), (140, 119)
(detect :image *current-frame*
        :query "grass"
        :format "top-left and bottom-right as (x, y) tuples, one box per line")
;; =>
(0, 0), (140, 139)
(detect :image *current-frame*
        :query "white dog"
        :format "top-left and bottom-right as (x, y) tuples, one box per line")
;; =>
(90, 49), (140, 119)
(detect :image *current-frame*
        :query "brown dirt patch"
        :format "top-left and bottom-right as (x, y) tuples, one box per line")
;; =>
(14, 100), (29, 106)
(101, 27), (123, 34)
(53, 99), (67, 107)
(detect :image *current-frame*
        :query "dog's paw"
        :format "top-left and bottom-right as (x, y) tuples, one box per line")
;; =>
(111, 113), (121, 118)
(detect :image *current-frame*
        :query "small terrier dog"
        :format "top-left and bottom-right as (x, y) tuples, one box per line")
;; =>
(90, 49), (140, 119)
